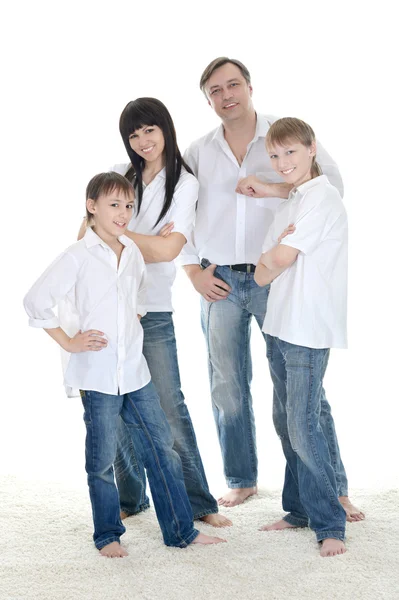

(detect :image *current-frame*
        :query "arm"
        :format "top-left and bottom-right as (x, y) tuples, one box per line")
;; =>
(236, 175), (292, 199)
(124, 230), (186, 263)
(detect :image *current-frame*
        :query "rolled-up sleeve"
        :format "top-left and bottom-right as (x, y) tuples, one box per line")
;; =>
(167, 175), (198, 244)
(23, 252), (79, 328)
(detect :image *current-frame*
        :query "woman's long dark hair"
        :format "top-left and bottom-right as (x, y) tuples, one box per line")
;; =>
(119, 97), (193, 228)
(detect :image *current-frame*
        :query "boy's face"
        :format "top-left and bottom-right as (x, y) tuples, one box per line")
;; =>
(266, 139), (316, 188)
(86, 189), (134, 241)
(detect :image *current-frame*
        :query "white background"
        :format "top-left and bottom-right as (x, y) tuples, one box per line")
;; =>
(1, 1), (398, 497)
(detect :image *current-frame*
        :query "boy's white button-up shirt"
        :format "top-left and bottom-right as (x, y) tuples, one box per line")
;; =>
(180, 114), (344, 267)
(112, 165), (198, 311)
(262, 175), (348, 349)
(24, 227), (150, 395)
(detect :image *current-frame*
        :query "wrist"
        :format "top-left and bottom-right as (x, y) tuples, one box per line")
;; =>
(183, 264), (201, 282)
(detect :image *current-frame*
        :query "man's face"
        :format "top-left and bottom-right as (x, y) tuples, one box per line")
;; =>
(205, 62), (253, 122)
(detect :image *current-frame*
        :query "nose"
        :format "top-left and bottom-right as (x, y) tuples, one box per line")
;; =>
(222, 87), (233, 101)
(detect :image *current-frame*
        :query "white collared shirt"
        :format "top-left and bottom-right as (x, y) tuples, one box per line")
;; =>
(112, 164), (198, 311)
(180, 114), (344, 266)
(24, 228), (150, 395)
(262, 175), (348, 349)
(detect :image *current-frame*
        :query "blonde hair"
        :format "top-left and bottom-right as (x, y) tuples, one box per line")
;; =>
(266, 117), (322, 178)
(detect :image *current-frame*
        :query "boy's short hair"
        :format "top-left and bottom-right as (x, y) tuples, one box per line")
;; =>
(85, 172), (134, 221)
(199, 57), (251, 96)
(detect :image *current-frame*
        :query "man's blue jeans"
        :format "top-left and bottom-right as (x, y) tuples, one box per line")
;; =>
(115, 312), (218, 520)
(200, 262), (348, 496)
(81, 383), (198, 550)
(266, 336), (346, 541)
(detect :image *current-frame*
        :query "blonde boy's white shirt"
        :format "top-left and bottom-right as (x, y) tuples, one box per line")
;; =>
(112, 164), (198, 311)
(180, 114), (344, 266)
(24, 227), (151, 395)
(261, 175), (348, 349)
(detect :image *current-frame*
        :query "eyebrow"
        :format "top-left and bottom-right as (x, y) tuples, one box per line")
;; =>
(208, 78), (240, 90)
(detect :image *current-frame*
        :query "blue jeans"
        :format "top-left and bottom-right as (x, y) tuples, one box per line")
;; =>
(81, 382), (199, 550)
(115, 312), (218, 520)
(266, 336), (346, 542)
(200, 261), (348, 495)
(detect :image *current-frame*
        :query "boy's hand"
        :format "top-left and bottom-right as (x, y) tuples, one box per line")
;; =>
(158, 222), (174, 237)
(278, 224), (296, 243)
(66, 330), (108, 353)
(236, 176), (269, 198)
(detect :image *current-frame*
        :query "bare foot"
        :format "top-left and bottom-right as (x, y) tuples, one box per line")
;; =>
(120, 510), (129, 520)
(259, 519), (298, 532)
(339, 496), (365, 522)
(320, 538), (346, 557)
(218, 487), (257, 507)
(201, 513), (232, 527)
(99, 541), (128, 558)
(191, 532), (226, 545)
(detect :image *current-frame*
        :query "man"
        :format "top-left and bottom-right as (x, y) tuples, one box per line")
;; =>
(180, 57), (364, 521)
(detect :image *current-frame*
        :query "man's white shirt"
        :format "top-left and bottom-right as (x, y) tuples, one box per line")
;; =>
(112, 164), (198, 311)
(24, 227), (150, 395)
(262, 175), (348, 349)
(180, 114), (344, 266)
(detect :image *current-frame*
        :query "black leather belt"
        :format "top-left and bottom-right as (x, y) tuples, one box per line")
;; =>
(228, 263), (256, 273)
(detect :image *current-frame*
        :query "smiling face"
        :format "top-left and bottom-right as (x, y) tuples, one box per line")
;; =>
(87, 188), (134, 243)
(128, 124), (165, 171)
(205, 62), (253, 123)
(266, 139), (316, 188)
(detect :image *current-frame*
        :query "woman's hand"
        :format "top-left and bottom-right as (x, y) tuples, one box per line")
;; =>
(158, 222), (174, 237)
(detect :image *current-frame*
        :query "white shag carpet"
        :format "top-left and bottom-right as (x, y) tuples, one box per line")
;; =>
(1, 476), (398, 600)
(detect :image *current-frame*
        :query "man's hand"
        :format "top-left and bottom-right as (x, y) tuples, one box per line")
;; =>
(278, 224), (296, 243)
(236, 176), (269, 198)
(186, 264), (231, 302)
(66, 330), (108, 353)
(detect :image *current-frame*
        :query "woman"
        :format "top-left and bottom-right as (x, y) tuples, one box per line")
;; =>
(112, 98), (230, 528)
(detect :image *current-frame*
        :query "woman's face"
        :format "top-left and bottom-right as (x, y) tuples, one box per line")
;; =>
(128, 124), (165, 167)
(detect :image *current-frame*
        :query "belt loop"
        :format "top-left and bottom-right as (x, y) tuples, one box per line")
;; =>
(247, 264), (250, 274)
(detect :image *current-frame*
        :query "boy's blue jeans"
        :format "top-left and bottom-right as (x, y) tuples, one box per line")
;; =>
(80, 382), (199, 550)
(266, 336), (346, 542)
(200, 261), (348, 497)
(114, 312), (218, 520)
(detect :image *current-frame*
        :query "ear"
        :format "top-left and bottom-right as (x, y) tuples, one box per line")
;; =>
(309, 141), (317, 157)
(249, 84), (253, 97)
(207, 98), (212, 107)
(86, 198), (96, 215)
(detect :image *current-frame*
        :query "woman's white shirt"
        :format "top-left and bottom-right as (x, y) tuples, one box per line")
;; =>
(112, 164), (198, 312)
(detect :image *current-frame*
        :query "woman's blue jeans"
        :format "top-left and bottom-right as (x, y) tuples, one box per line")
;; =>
(114, 312), (218, 520)
(81, 383), (199, 550)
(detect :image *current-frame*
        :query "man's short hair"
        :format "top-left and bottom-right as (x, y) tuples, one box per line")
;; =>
(199, 57), (251, 96)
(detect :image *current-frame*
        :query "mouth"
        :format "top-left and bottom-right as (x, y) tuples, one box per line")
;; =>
(141, 145), (155, 154)
(223, 102), (238, 110)
(281, 168), (295, 175)
(113, 221), (127, 228)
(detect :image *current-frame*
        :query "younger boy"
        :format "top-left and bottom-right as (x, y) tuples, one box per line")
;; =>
(23, 172), (225, 556)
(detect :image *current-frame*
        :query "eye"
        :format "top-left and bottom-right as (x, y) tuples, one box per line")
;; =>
(126, 204), (134, 209)
(145, 127), (154, 134)
(128, 133), (137, 140)
(111, 203), (119, 208)
(210, 89), (220, 95)
(270, 154), (278, 159)
(286, 150), (294, 155)
(230, 82), (239, 87)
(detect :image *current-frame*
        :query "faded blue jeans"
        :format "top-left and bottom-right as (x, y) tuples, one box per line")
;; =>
(266, 336), (346, 541)
(115, 312), (218, 520)
(200, 260), (348, 496)
(81, 383), (199, 550)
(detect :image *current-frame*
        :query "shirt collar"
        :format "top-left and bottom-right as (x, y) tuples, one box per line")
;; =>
(212, 113), (269, 145)
(294, 174), (328, 196)
(83, 227), (133, 249)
